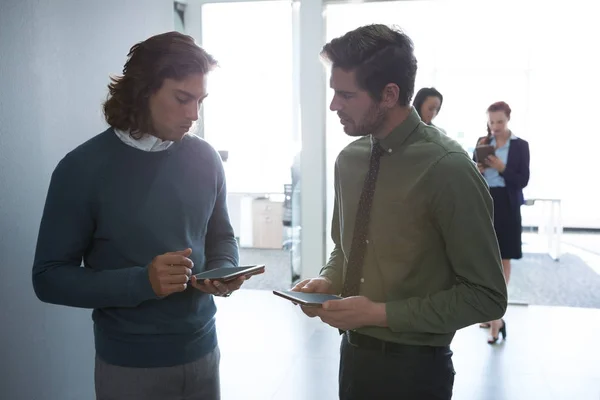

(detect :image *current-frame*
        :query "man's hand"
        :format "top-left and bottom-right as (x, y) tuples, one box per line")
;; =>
(315, 296), (388, 331)
(190, 274), (247, 297)
(292, 276), (333, 294)
(291, 277), (333, 318)
(148, 248), (194, 297)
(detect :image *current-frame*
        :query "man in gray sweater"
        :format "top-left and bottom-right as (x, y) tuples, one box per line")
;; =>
(33, 32), (243, 400)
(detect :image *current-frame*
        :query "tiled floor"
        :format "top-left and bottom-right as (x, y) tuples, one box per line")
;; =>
(214, 289), (600, 400)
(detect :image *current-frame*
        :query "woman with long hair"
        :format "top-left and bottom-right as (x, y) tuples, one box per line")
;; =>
(413, 87), (445, 133)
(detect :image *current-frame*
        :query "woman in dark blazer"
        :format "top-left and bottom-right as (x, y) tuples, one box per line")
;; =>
(474, 101), (530, 344)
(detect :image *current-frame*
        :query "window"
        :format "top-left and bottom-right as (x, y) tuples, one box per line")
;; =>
(201, 1), (294, 194)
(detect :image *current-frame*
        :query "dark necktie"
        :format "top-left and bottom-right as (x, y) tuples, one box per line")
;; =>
(341, 141), (384, 298)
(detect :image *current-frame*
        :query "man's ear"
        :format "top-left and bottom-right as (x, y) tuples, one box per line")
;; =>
(381, 83), (400, 108)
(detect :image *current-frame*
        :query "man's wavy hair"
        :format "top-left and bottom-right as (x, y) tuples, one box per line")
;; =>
(321, 24), (417, 107)
(103, 31), (217, 138)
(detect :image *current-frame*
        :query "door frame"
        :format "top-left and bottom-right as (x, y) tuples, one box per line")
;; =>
(183, 0), (327, 280)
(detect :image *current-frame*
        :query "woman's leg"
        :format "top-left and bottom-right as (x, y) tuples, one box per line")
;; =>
(502, 259), (511, 284)
(488, 259), (511, 342)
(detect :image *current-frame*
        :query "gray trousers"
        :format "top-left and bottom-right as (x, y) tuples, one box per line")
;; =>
(94, 346), (221, 400)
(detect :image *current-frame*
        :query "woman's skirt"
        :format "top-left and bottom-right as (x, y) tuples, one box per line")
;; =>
(490, 187), (523, 260)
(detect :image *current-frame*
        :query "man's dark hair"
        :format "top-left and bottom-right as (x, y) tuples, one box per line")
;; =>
(103, 31), (217, 138)
(321, 24), (417, 106)
(413, 87), (443, 119)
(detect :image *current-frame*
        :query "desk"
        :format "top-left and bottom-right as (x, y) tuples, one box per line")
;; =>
(524, 198), (562, 260)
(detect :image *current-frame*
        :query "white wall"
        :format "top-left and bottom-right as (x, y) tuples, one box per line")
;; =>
(0, 1), (173, 399)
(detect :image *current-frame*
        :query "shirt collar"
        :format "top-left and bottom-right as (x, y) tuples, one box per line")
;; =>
(491, 131), (518, 145)
(371, 107), (421, 155)
(113, 128), (173, 152)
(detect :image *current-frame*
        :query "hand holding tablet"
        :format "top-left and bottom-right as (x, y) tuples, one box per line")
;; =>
(475, 144), (495, 164)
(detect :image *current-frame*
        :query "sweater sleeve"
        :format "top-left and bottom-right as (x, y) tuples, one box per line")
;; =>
(32, 153), (158, 309)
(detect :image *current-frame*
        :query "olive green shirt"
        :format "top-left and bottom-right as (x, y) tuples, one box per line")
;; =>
(320, 108), (507, 347)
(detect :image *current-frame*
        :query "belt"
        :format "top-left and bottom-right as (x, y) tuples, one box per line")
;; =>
(345, 331), (449, 355)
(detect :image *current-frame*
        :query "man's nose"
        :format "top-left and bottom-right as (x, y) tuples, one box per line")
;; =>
(185, 103), (200, 121)
(330, 97), (341, 112)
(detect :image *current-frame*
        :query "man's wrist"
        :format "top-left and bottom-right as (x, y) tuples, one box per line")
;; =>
(319, 276), (332, 285)
(370, 302), (388, 327)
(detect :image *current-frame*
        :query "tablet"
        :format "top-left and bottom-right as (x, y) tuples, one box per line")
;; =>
(193, 265), (265, 283)
(475, 145), (495, 163)
(273, 290), (342, 307)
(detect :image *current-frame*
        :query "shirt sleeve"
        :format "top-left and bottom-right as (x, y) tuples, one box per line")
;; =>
(386, 152), (508, 333)
(319, 161), (344, 294)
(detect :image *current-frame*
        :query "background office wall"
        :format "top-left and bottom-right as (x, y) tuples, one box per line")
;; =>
(0, 1), (173, 398)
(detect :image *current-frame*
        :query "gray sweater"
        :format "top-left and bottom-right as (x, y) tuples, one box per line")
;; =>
(32, 128), (239, 367)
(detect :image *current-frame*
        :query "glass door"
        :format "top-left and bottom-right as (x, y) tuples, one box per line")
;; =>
(199, 1), (301, 283)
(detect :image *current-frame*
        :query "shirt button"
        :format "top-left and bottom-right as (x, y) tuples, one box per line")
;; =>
(388, 148), (393, 153)
(360, 278), (365, 283)
(365, 239), (369, 244)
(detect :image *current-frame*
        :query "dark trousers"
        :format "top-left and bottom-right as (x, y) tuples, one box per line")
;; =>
(339, 333), (455, 400)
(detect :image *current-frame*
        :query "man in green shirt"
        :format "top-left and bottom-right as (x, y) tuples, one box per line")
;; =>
(292, 24), (507, 399)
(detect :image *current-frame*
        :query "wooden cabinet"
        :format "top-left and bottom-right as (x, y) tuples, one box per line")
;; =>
(252, 199), (284, 249)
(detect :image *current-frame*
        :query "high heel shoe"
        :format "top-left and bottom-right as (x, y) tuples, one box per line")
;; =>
(487, 319), (507, 344)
